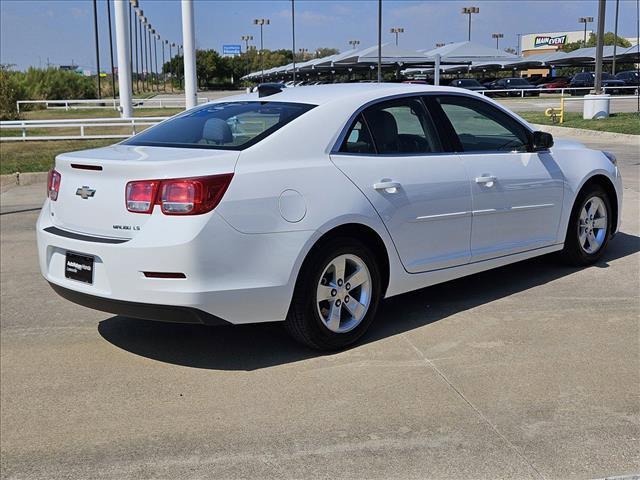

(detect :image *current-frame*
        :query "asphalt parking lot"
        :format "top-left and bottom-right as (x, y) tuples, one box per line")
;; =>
(1, 134), (638, 479)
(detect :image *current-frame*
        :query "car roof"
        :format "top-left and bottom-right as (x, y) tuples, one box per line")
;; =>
(214, 83), (475, 107)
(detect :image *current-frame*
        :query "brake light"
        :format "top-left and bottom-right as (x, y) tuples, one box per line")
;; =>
(47, 169), (61, 201)
(125, 174), (233, 215)
(126, 180), (160, 213)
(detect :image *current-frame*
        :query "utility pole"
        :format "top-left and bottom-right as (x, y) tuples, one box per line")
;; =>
(92, 0), (101, 98)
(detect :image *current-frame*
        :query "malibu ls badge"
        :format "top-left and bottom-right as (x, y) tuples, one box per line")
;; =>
(76, 186), (96, 199)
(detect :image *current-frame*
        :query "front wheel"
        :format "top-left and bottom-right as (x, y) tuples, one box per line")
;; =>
(561, 185), (612, 266)
(285, 238), (382, 350)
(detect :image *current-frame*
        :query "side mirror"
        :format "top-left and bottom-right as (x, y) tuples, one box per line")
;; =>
(531, 131), (554, 151)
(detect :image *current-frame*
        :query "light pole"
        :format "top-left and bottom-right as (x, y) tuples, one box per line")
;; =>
(241, 35), (253, 77)
(390, 27), (404, 46)
(161, 37), (166, 92)
(348, 40), (360, 49)
(579, 16), (594, 45)
(253, 18), (270, 83)
(168, 42), (174, 92)
(298, 48), (308, 61)
(612, 0), (620, 74)
(147, 25), (154, 91)
(593, 0), (606, 94)
(114, 0), (132, 118)
(461, 6), (479, 41)
(92, 0), (101, 99)
(516, 33), (522, 56)
(435, 42), (445, 48)
(132, 5), (139, 93)
(492, 33), (504, 50)
(291, 0), (296, 84)
(377, 0), (381, 83)
(128, 0), (136, 94)
(106, 0), (116, 98)
(153, 31), (159, 91)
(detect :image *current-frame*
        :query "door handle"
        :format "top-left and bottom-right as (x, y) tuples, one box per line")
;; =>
(373, 181), (401, 193)
(475, 175), (497, 186)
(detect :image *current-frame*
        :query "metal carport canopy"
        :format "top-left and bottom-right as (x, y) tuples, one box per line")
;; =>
(421, 41), (519, 64)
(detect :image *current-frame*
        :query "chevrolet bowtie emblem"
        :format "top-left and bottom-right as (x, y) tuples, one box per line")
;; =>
(75, 186), (96, 199)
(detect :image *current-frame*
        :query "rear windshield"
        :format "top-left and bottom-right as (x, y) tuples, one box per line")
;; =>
(123, 101), (315, 150)
(459, 79), (480, 86)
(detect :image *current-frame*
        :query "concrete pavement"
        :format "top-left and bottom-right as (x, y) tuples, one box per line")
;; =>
(1, 134), (638, 479)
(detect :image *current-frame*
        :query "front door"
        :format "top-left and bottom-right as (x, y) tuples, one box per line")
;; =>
(432, 94), (564, 262)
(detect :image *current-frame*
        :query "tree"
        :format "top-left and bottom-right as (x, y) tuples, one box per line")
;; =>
(562, 32), (631, 52)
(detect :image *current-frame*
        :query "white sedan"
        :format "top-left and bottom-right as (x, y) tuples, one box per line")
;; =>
(37, 83), (622, 350)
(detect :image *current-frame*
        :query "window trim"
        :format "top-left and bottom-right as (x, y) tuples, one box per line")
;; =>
(330, 91), (536, 157)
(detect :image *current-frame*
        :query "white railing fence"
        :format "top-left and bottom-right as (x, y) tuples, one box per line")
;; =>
(479, 85), (639, 98)
(0, 117), (169, 142)
(16, 97), (211, 113)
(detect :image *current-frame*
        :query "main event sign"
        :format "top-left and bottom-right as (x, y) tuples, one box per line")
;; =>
(534, 35), (567, 47)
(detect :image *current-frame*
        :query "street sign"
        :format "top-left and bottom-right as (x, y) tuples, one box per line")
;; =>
(223, 44), (242, 55)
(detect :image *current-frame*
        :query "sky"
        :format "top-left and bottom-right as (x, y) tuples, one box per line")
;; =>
(1, 0), (639, 72)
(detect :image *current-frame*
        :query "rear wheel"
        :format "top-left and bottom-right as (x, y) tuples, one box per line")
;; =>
(285, 238), (382, 350)
(561, 185), (612, 266)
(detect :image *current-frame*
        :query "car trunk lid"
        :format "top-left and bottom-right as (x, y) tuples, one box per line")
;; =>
(50, 144), (239, 239)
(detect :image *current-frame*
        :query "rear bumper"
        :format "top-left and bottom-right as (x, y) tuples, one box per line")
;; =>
(37, 201), (313, 325)
(49, 282), (230, 325)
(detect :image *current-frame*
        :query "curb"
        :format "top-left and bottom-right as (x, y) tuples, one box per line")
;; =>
(0, 172), (48, 193)
(532, 123), (639, 142)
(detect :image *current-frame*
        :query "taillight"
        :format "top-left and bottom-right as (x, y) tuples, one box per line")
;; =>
(47, 169), (61, 201)
(125, 174), (233, 215)
(125, 180), (160, 213)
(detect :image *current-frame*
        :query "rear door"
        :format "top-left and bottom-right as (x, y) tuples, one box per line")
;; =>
(430, 94), (564, 262)
(330, 96), (472, 273)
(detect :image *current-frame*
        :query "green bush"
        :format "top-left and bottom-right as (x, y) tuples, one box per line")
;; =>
(20, 67), (96, 100)
(0, 65), (26, 120)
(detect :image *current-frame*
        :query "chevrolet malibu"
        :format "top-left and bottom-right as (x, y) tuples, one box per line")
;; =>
(37, 84), (622, 350)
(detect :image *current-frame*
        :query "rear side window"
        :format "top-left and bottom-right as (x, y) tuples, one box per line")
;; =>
(436, 95), (529, 153)
(124, 101), (315, 150)
(341, 115), (375, 154)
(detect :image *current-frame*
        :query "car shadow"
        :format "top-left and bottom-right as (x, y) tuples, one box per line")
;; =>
(98, 232), (640, 371)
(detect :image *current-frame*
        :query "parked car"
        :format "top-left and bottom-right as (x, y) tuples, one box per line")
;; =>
(38, 84), (622, 350)
(615, 70), (640, 94)
(540, 77), (570, 93)
(403, 79), (429, 85)
(569, 72), (626, 95)
(449, 78), (486, 91)
(486, 77), (540, 97)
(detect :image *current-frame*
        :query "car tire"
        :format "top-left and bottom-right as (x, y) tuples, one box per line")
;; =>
(285, 237), (382, 350)
(561, 184), (612, 266)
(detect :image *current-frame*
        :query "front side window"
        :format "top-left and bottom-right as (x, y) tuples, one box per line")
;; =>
(124, 101), (315, 150)
(436, 95), (529, 153)
(362, 98), (441, 154)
